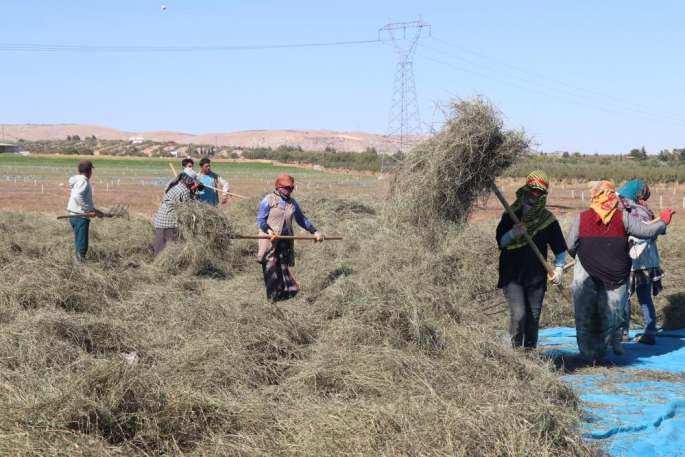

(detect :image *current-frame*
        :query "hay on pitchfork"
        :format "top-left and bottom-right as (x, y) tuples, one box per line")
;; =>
(392, 95), (530, 229)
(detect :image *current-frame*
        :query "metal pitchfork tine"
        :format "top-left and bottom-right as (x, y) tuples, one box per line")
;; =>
(105, 202), (129, 218)
(56, 201), (130, 220)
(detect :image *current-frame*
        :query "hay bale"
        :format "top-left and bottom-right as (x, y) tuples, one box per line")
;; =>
(393, 96), (530, 228)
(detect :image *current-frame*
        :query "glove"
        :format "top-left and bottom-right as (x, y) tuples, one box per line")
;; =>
(548, 267), (563, 285)
(660, 209), (675, 225)
(510, 222), (527, 238)
(313, 232), (324, 243)
(267, 229), (278, 242)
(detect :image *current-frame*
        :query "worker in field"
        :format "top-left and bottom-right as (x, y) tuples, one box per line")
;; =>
(153, 168), (201, 258)
(182, 157), (194, 170)
(496, 170), (567, 349)
(566, 181), (674, 363)
(196, 157), (230, 205)
(256, 173), (324, 301)
(67, 160), (103, 261)
(617, 180), (665, 346)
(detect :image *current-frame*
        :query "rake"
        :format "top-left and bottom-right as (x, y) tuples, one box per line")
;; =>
(56, 202), (130, 220)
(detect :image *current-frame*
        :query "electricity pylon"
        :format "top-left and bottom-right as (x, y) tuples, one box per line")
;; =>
(379, 17), (429, 155)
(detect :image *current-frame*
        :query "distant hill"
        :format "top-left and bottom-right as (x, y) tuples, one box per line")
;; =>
(0, 124), (424, 154)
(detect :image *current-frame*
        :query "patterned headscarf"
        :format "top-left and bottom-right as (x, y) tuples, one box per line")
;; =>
(525, 169), (549, 192)
(506, 170), (556, 250)
(618, 179), (654, 222)
(589, 181), (619, 225)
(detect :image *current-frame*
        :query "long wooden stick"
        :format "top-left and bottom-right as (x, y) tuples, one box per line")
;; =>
(56, 214), (90, 219)
(233, 234), (343, 240)
(491, 185), (573, 304)
(169, 162), (247, 199)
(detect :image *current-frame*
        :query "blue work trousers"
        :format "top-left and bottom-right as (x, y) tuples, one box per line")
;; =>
(69, 217), (90, 260)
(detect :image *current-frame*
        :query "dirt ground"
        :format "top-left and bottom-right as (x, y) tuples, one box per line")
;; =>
(0, 173), (389, 219)
(1, 172), (682, 227)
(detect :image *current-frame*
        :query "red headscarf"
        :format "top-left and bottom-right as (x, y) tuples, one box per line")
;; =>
(275, 173), (295, 189)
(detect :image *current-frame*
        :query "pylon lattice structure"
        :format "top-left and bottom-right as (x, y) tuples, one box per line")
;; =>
(379, 18), (429, 155)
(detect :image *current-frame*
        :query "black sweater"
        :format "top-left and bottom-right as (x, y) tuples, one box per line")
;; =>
(495, 211), (567, 289)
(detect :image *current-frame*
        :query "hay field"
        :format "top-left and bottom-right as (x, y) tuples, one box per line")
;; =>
(3, 97), (684, 454)
(0, 193), (610, 456)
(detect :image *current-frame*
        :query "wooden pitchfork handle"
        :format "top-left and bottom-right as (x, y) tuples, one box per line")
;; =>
(233, 235), (343, 240)
(56, 213), (111, 220)
(56, 213), (91, 219)
(492, 184), (573, 304)
(170, 163), (246, 199)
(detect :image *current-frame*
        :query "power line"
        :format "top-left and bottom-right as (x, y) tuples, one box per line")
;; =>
(419, 42), (685, 124)
(0, 39), (380, 53)
(430, 36), (685, 122)
(415, 52), (685, 129)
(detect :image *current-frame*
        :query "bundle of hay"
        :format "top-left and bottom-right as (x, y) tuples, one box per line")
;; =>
(393, 95), (530, 229)
(154, 202), (244, 277)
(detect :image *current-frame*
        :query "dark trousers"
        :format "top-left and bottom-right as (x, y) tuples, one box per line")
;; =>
(154, 228), (180, 258)
(69, 217), (90, 260)
(635, 283), (657, 335)
(503, 282), (546, 348)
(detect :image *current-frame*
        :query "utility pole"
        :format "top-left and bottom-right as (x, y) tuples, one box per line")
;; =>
(379, 17), (429, 153)
(378, 17), (429, 176)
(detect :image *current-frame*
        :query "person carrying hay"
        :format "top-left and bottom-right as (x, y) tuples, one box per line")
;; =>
(566, 181), (674, 363)
(153, 168), (201, 258)
(67, 160), (104, 261)
(616, 180), (665, 345)
(256, 173), (324, 301)
(496, 170), (567, 349)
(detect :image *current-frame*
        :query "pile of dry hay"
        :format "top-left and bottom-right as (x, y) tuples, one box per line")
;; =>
(0, 194), (609, 456)
(153, 201), (246, 277)
(393, 95), (529, 230)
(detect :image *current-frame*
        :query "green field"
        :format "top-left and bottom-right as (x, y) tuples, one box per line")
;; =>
(0, 153), (377, 183)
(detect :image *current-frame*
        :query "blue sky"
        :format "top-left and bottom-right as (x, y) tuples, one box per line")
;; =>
(2, 0), (685, 155)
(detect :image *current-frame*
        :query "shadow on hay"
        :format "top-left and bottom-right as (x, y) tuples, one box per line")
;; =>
(662, 292), (685, 330)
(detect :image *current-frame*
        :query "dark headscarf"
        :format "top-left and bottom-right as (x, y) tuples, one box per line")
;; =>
(618, 179), (654, 222)
(165, 172), (197, 194)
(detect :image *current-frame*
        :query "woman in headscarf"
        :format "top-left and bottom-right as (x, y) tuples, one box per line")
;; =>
(153, 169), (200, 258)
(617, 180), (663, 345)
(496, 170), (567, 349)
(565, 181), (674, 363)
(256, 173), (324, 301)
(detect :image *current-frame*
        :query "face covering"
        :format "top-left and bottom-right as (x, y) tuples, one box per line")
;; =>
(277, 187), (292, 199)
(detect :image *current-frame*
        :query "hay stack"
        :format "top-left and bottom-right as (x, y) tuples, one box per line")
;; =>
(153, 202), (244, 277)
(393, 95), (530, 228)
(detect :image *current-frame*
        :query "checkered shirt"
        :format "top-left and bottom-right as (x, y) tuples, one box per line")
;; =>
(153, 184), (191, 229)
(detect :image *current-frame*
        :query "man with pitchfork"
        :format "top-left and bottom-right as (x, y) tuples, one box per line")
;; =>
(67, 160), (103, 261)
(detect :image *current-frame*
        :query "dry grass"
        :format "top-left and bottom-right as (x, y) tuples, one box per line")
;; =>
(153, 202), (246, 278)
(392, 96), (529, 236)
(0, 192), (609, 455)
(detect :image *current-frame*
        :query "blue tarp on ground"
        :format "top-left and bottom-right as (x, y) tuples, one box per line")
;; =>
(538, 327), (685, 457)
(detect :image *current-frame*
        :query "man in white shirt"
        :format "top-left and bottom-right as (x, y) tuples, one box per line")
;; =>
(67, 160), (103, 260)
